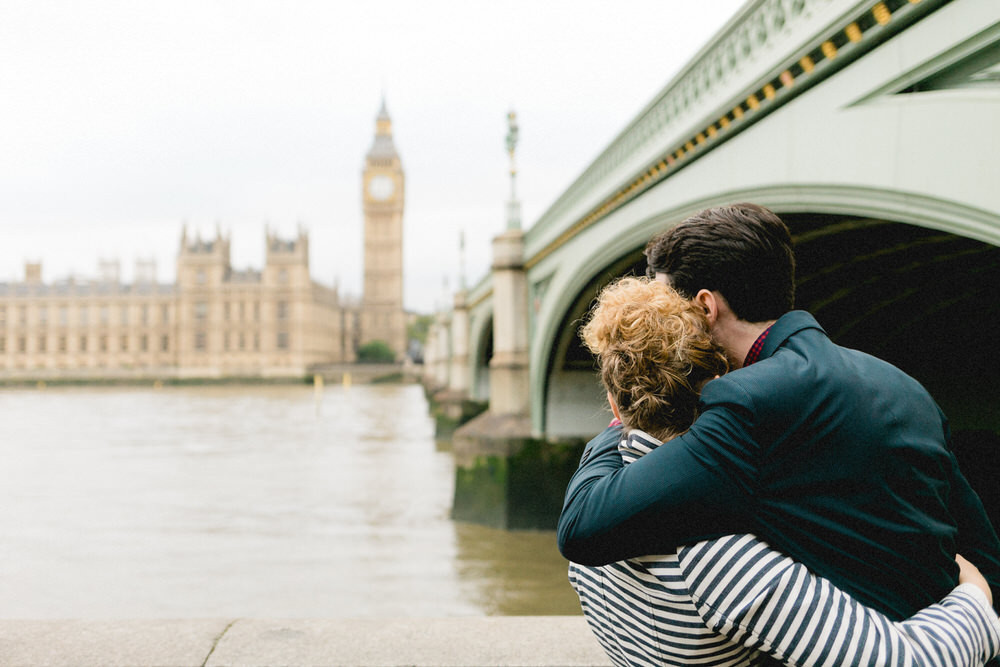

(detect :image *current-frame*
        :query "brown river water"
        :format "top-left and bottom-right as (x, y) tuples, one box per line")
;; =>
(0, 383), (581, 618)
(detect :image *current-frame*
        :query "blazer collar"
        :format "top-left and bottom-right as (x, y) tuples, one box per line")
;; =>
(758, 311), (826, 361)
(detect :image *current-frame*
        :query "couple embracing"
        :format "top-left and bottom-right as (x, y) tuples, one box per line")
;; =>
(558, 204), (1000, 666)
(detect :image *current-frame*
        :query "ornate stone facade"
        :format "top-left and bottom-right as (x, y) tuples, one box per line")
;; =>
(0, 227), (356, 380)
(0, 99), (411, 379)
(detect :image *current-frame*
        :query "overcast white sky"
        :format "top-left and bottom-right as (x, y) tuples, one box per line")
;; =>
(0, 0), (745, 313)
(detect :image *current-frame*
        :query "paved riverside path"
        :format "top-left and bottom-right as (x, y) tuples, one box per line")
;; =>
(1, 616), (613, 666)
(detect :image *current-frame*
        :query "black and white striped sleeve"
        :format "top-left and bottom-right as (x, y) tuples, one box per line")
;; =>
(677, 534), (1000, 667)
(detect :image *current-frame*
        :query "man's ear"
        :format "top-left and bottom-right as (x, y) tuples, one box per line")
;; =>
(693, 289), (719, 326)
(607, 391), (622, 422)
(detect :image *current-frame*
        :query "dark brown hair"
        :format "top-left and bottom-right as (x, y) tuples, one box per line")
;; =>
(644, 203), (795, 322)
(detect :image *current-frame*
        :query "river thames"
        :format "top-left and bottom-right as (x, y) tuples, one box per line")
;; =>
(0, 383), (581, 618)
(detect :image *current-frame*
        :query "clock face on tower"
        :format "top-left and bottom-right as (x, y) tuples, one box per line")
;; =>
(368, 175), (395, 201)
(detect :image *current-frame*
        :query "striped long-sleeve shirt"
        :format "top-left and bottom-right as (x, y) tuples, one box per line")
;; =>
(568, 429), (1000, 667)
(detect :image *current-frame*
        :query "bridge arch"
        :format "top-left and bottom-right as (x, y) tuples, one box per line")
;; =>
(467, 310), (493, 403)
(530, 185), (1000, 439)
(535, 248), (646, 437)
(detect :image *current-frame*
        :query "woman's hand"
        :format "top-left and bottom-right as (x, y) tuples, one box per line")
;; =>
(956, 553), (993, 606)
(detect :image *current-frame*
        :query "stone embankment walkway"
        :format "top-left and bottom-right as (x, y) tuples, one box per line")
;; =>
(1, 616), (612, 667)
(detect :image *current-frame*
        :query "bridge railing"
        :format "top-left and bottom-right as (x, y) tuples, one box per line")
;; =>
(522, 0), (921, 265)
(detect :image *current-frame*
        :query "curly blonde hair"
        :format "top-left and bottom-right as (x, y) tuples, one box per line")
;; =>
(580, 276), (728, 441)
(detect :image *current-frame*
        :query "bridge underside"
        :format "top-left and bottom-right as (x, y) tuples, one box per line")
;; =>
(543, 213), (1000, 519)
(788, 213), (1000, 398)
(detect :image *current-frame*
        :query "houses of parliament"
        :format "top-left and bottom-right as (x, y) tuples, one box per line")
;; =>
(0, 102), (408, 380)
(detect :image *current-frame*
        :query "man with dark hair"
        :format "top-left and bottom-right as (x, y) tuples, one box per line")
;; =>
(644, 203), (794, 324)
(644, 203), (796, 369)
(558, 202), (1000, 621)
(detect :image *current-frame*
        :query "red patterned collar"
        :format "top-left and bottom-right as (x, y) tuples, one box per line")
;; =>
(743, 325), (773, 367)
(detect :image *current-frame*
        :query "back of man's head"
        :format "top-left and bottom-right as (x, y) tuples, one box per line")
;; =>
(644, 203), (795, 322)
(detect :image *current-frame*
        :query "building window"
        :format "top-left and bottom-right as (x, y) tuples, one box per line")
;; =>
(194, 302), (208, 321)
(224, 332), (230, 350)
(100, 336), (108, 352)
(276, 301), (288, 320)
(141, 305), (149, 325)
(196, 270), (206, 284)
(80, 306), (88, 326)
(37, 336), (46, 352)
(58, 336), (67, 353)
(140, 335), (148, 352)
(194, 331), (206, 350)
(161, 335), (169, 352)
(79, 336), (87, 352)
(0, 306), (6, 324)
(254, 333), (260, 350)
(0, 337), (5, 352)
(19, 307), (26, 325)
(17, 337), (26, 353)
(224, 302), (230, 320)
(253, 302), (260, 321)
(161, 304), (169, 323)
(239, 302), (245, 320)
(276, 331), (289, 350)
(120, 306), (128, 325)
(120, 335), (128, 352)
(59, 306), (68, 326)
(278, 269), (288, 283)
(39, 306), (47, 325)
(100, 306), (109, 325)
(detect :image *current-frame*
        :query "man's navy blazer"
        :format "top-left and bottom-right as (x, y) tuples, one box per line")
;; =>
(558, 310), (1000, 619)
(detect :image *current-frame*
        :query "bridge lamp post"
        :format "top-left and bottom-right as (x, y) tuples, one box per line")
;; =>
(505, 110), (521, 231)
(488, 109), (530, 418)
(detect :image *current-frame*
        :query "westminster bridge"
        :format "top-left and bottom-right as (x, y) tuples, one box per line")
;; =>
(425, 0), (1000, 526)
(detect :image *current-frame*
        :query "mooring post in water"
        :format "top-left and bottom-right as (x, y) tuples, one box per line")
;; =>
(314, 374), (323, 416)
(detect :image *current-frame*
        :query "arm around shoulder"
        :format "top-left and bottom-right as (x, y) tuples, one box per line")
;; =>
(557, 417), (751, 566)
(677, 535), (1000, 666)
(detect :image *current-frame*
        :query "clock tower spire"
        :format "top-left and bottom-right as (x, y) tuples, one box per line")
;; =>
(360, 97), (406, 360)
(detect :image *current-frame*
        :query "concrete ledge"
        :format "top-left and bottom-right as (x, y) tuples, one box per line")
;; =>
(0, 616), (612, 667)
(0, 619), (233, 667)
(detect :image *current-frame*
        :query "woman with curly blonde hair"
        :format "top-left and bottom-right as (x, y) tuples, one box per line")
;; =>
(567, 277), (999, 667)
(580, 276), (727, 443)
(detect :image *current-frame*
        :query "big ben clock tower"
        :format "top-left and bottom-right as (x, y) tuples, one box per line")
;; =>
(360, 98), (406, 359)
